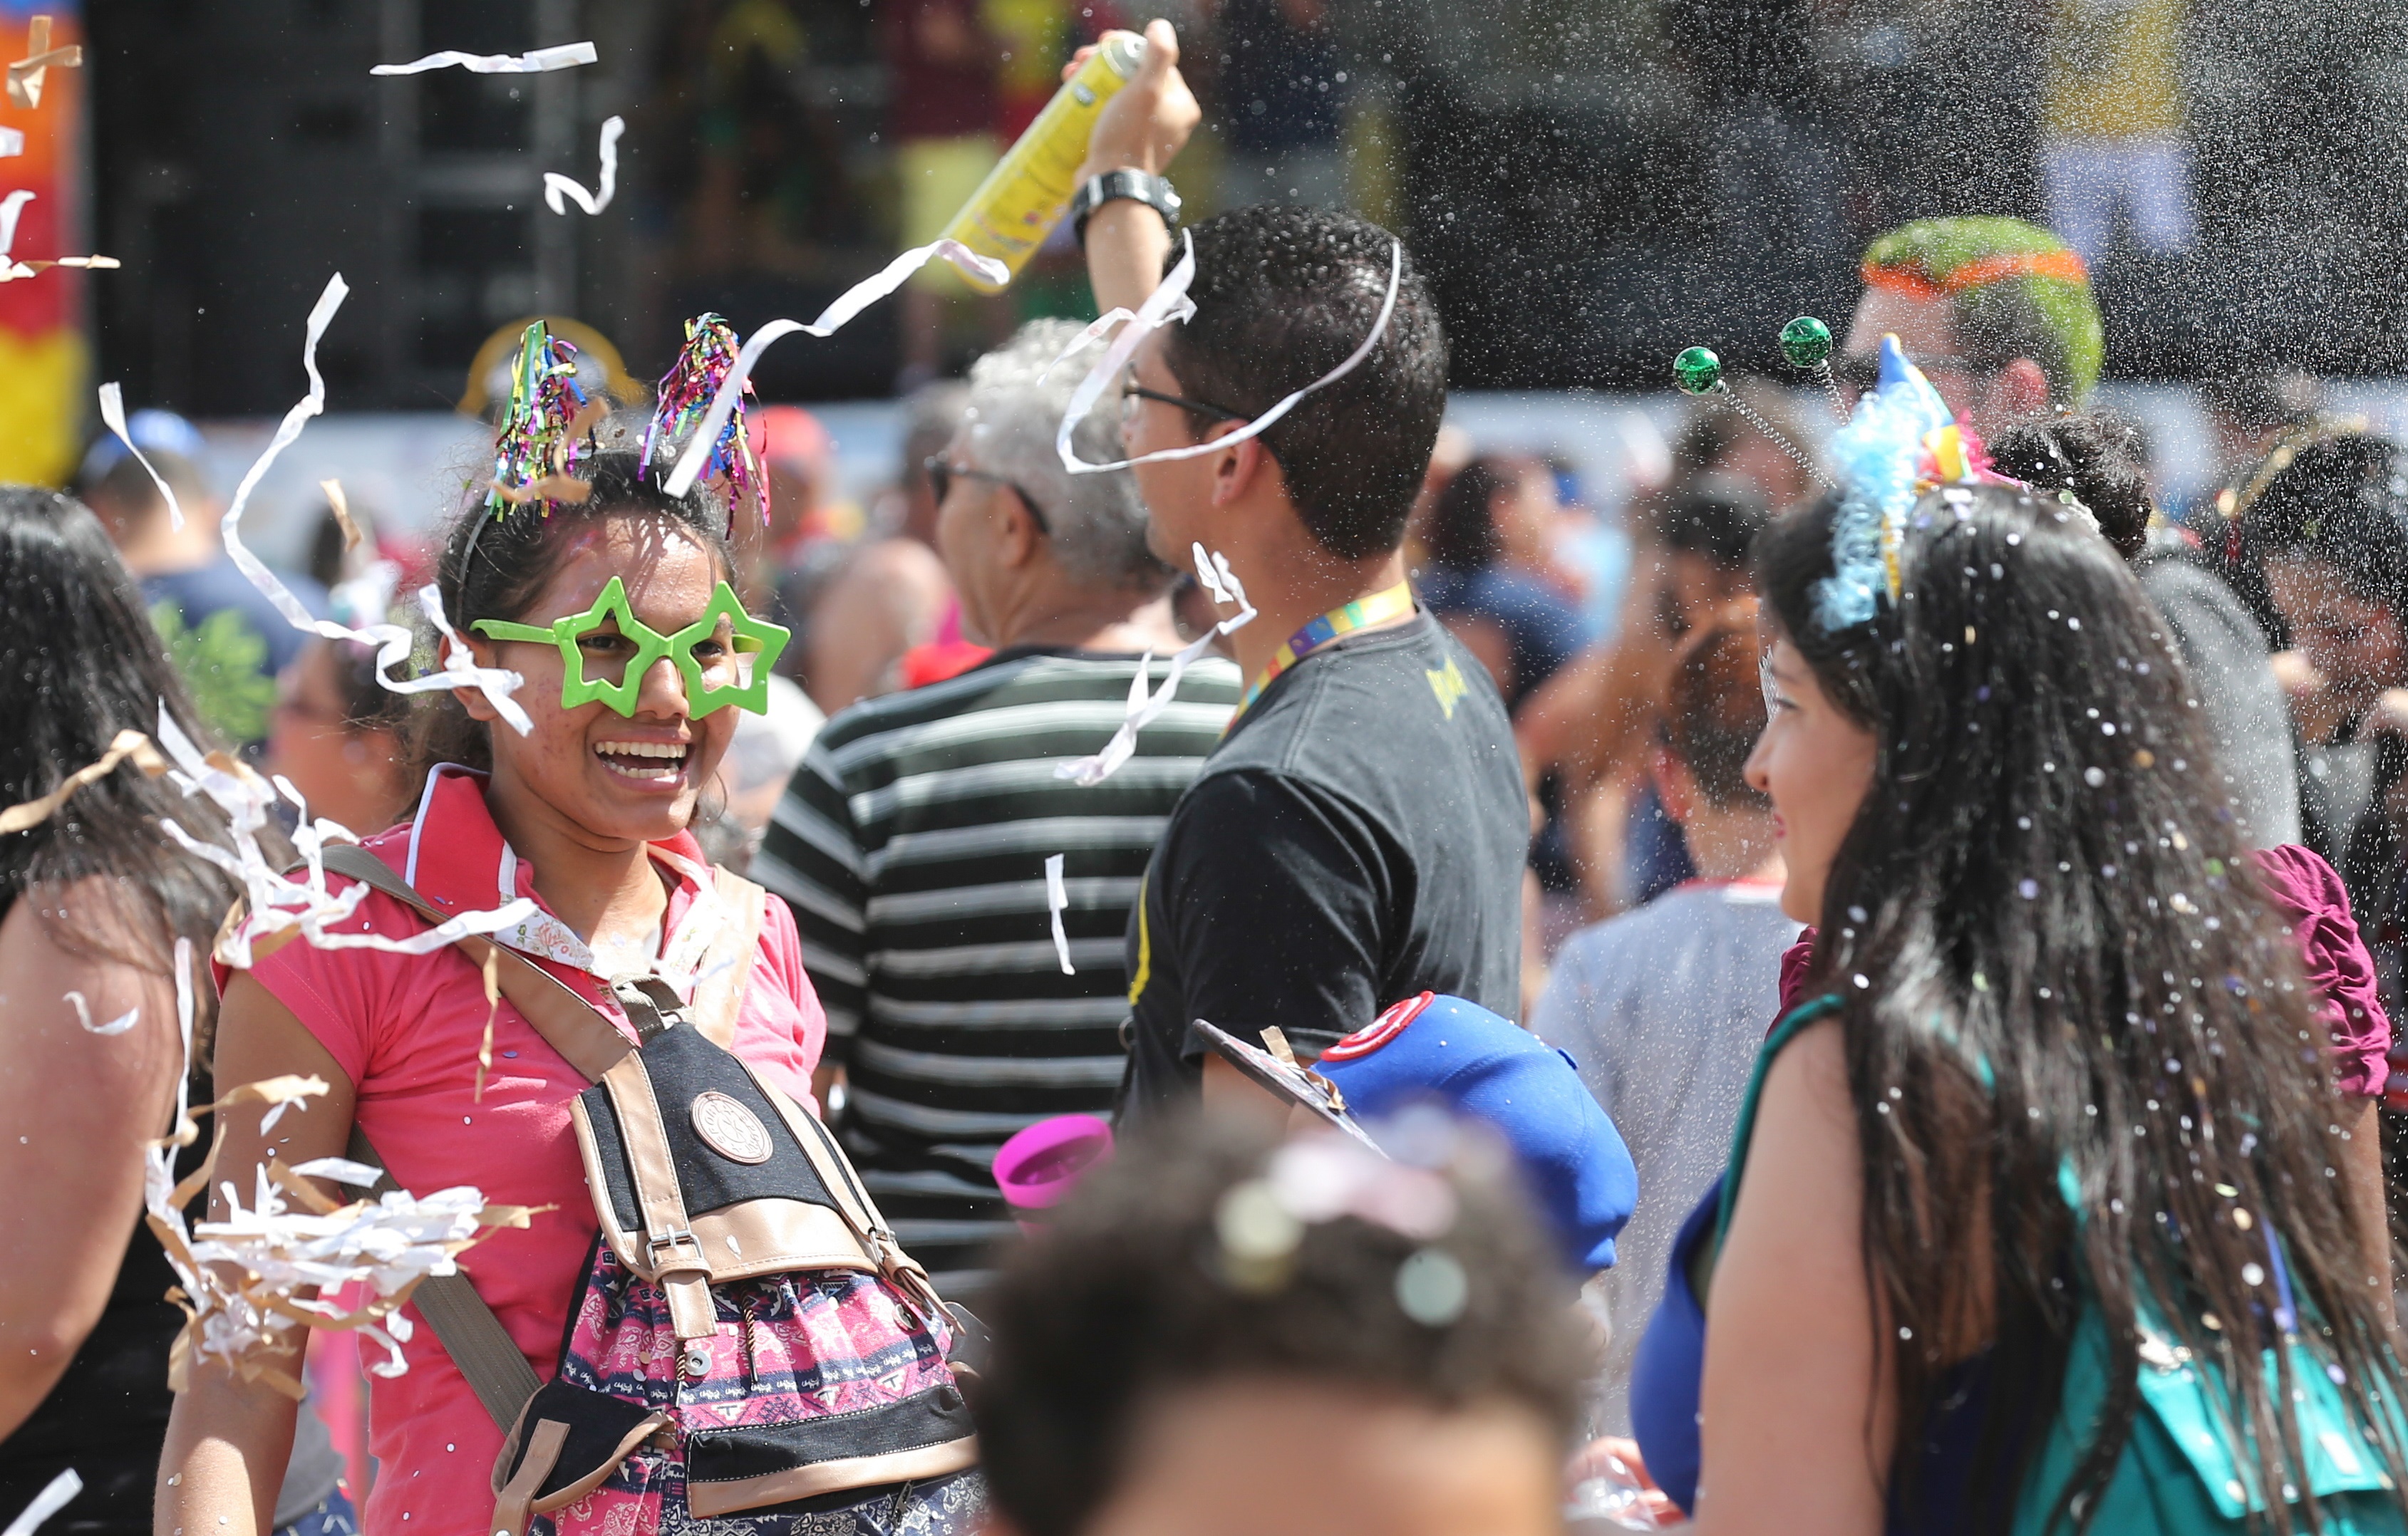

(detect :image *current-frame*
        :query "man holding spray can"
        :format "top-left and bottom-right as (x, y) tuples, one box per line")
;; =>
(1068, 22), (1531, 1125)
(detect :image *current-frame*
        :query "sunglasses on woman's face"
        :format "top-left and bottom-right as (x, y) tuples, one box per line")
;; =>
(926, 456), (1050, 535)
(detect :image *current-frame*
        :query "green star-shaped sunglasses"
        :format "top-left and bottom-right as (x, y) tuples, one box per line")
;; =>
(472, 577), (791, 717)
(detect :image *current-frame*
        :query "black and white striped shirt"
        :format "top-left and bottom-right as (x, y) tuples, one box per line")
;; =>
(754, 646), (1239, 1290)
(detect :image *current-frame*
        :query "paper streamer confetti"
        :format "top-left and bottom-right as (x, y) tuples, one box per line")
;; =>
(0, 189), (117, 281)
(1, 1470), (81, 1536)
(98, 383), (186, 531)
(6, 16), (80, 109)
(661, 239), (1010, 497)
(1050, 233), (1403, 477)
(1055, 543), (1255, 787)
(0, 128), (22, 158)
(215, 276), (532, 735)
(1044, 853), (1075, 976)
(544, 115), (623, 216)
(66, 992), (138, 1036)
(321, 478), (361, 551)
(138, 933), (532, 1395)
(0, 727), (167, 834)
(371, 41), (596, 75)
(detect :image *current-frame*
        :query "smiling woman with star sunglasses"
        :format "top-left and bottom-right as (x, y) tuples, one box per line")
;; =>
(161, 323), (982, 1536)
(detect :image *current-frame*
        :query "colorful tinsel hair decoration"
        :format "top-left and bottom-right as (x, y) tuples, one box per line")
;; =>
(484, 321), (603, 517)
(1814, 334), (1978, 633)
(643, 313), (760, 529)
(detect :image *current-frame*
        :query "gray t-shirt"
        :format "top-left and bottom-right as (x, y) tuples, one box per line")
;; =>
(2137, 556), (2300, 849)
(1531, 880), (1802, 1434)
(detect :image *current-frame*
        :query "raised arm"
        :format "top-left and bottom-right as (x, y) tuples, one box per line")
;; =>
(1075, 19), (1199, 314)
(155, 970), (356, 1536)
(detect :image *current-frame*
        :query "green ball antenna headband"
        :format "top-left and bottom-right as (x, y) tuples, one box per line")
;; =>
(472, 576), (790, 718)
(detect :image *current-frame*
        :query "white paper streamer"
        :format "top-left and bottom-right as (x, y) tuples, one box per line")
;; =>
(1044, 853), (1074, 976)
(1053, 234), (1403, 476)
(0, 189), (27, 264)
(1055, 542), (1255, 787)
(66, 992), (138, 1036)
(544, 115), (622, 216)
(2, 1470), (81, 1536)
(96, 381), (185, 531)
(0, 128), (22, 158)
(371, 41), (596, 75)
(215, 276), (531, 733)
(290, 1156), (385, 1188)
(661, 239), (1011, 497)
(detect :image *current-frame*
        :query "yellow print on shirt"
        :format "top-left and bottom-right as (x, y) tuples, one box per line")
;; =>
(1427, 655), (1470, 720)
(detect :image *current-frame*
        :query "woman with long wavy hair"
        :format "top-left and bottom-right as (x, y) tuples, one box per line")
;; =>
(1626, 440), (2408, 1530)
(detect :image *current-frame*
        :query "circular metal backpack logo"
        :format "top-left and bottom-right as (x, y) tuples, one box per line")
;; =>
(690, 1091), (773, 1165)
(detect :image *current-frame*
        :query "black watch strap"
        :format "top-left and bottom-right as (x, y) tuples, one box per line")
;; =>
(1072, 170), (1182, 247)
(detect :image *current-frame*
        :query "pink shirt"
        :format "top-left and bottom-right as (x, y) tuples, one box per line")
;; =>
(242, 768), (825, 1536)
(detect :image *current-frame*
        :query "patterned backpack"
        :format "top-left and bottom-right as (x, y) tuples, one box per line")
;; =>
(319, 845), (982, 1536)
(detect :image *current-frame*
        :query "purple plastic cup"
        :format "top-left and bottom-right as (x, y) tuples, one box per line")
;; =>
(992, 1114), (1115, 1220)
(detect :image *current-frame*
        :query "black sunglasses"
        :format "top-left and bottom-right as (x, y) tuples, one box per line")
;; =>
(926, 456), (1050, 534)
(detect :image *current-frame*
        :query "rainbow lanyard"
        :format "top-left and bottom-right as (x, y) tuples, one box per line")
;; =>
(1227, 581), (1417, 728)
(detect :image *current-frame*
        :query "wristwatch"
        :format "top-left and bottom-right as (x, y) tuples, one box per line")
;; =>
(1071, 170), (1182, 247)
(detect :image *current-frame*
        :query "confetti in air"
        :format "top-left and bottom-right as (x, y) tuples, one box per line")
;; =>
(6, 15), (80, 109)
(544, 115), (623, 216)
(0, 189), (117, 281)
(137, 938), (534, 1396)
(0, 128), (21, 157)
(98, 382), (185, 530)
(217, 276), (532, 732)
(1, 1469), (81, 1536)
(661, 239), (1010, 497)
(1047, 231), (1404, 476)
(1055, 544), (1255, 787)
(371, 41), (596, 75)
(1045, 854), (1075, 976)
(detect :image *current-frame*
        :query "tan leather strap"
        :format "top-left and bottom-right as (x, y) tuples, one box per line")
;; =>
(346, 1125), (544, 1431)
(319, 844), (638, 1081)
(596, 1048), (716, 1339)
(490, 1418), (568, 1536)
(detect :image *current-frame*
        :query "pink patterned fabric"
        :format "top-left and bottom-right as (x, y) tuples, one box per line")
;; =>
(538, 1245), (973, 1536)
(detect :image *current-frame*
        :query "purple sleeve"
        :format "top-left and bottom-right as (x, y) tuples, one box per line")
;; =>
(1772, 926), (1818, 1037)
(2250, 845), (2392, 1099)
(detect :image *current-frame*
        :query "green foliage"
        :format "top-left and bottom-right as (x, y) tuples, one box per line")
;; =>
(150, 599), (277, 744)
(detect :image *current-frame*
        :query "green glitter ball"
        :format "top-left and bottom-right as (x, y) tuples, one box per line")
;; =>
(1672, 346), (1722, 395)
(1779, 316), (1833, 368)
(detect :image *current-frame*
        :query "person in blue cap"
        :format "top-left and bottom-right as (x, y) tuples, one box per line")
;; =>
(79, 410), (325, 749)
(1315, 991), (1638, 1278)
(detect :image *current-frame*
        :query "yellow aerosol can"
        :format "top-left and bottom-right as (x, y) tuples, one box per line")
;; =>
(939, 29), (1147, 292)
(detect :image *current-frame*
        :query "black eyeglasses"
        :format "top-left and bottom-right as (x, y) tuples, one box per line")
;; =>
(1122, 383), (1249, 428)
(926, 456), (1050, 534)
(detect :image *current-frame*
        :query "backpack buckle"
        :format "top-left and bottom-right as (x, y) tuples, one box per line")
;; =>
(646, 1223), (706, 1270)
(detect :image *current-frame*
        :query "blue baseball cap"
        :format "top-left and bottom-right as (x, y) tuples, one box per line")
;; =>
(1316, 993), (1637, 1275)
(80, 408), (207, 486)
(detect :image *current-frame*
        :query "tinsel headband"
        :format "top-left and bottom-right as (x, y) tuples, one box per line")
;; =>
(642, 313), (761, 533)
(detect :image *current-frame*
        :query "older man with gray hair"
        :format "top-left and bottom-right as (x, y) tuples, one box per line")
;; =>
(755, 319), (1241, 1294)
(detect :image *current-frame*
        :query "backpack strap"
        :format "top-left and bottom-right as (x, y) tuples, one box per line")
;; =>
(690, 868), (765, 1049)
(319, 843), (637, 1081)
(346, 1124), (546, 1429)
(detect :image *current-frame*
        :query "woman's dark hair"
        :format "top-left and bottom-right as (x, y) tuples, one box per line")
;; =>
(1659, 613), (1769, 811)
(2227, 432), (2408, 647)
(1988, 413), (2153, 559)
(0, 487), (238, 984)
(973, 1116), (1592, 1536)
(1425, 453), (1535, 573)
(407, 449), (733, 781)
(1755, 485), (2407, 1532)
